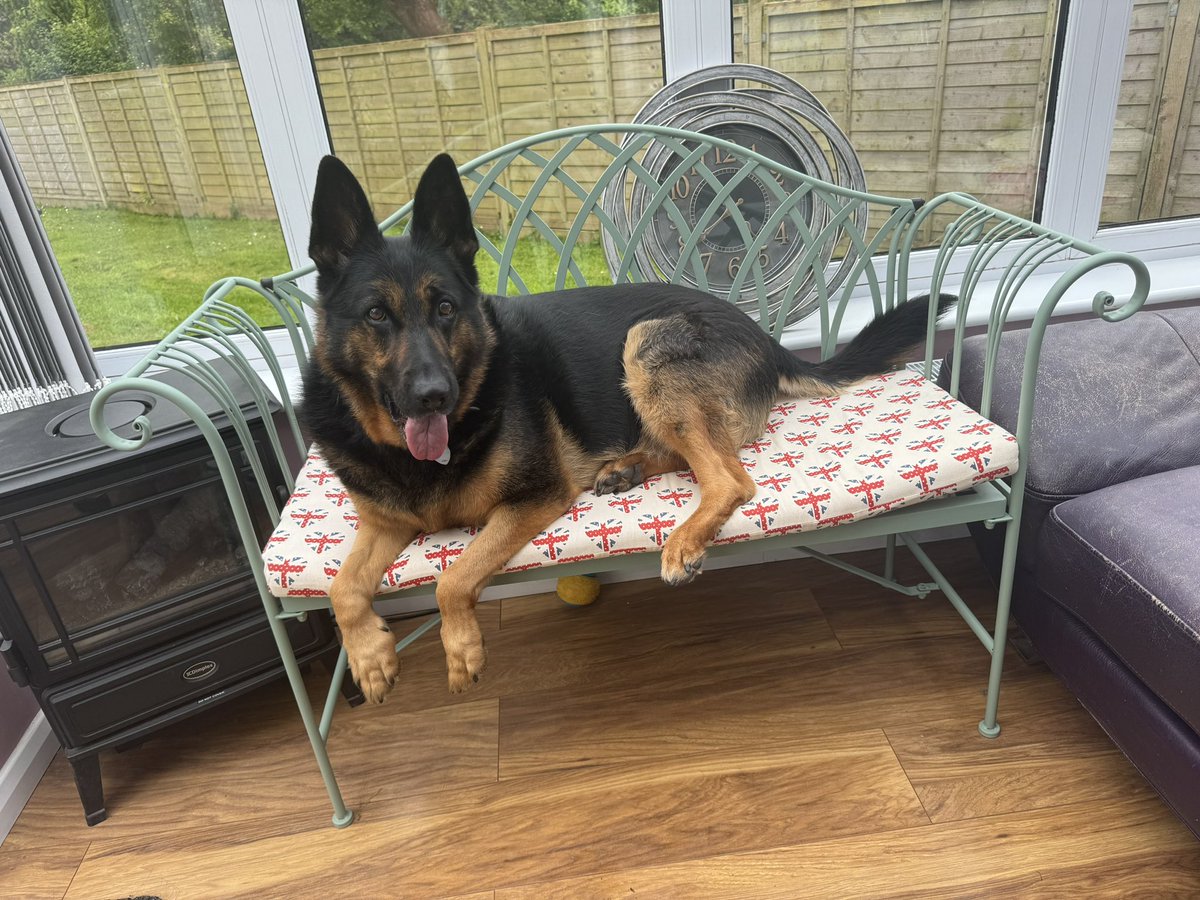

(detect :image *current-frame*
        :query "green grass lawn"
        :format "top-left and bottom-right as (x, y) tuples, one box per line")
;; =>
(42, 206), (612, 349)
(475, 233), (613, 295)
(41, 207), (293, 349)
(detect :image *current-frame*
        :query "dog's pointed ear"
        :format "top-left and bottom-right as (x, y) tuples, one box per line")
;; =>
(308, 156), (382, 278)
(410, 153), (478, 286)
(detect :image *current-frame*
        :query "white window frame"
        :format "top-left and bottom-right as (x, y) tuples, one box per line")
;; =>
(92, 0), (1196, 374)
(661, 0), (734, 80)
(783, 0), (1200, 349)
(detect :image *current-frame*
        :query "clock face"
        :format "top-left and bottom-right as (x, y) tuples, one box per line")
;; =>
(601, 65), (868, 327)
(646, 123), (811, 296)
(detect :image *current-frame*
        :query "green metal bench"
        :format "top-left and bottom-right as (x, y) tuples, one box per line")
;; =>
(90, 124), (1150, 828)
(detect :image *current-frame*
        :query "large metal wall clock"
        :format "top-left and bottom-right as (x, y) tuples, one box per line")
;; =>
(602, 65), (868, 326)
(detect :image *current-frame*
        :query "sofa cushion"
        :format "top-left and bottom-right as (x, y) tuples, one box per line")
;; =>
(1037, 465), (1200, 735)
(263, 370), (1017, 599)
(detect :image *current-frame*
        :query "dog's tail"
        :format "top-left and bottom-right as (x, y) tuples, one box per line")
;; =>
(774, 293), (957, 396)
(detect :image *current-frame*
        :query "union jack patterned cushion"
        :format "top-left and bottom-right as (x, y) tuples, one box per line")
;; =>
(263, 371), (1017, 599)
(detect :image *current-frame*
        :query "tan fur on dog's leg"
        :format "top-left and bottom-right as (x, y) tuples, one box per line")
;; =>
(655, 414), (756, 585)
(436, 499), (572, 692)
(329, 513), (417, 704)
(621, 318), (761, 585)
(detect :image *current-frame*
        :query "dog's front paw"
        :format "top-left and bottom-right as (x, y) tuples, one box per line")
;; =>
(441, 617), (487, 693)
(341, 616), (399, 704)
(660, 529), (707, 587)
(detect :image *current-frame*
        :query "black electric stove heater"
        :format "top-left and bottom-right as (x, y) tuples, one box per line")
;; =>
(0, 363), (360, 826)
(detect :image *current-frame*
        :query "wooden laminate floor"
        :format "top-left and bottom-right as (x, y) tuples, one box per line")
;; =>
(2, 539), (1198, 899)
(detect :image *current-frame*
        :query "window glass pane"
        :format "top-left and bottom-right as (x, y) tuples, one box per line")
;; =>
(742, 0), (1061, 242)
(0, 2), (290, 348)
(299, 1), (664, 292)
(1102, 0), (1200, 225)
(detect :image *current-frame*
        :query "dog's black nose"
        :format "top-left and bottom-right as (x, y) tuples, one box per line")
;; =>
(413, 377), (450, 412)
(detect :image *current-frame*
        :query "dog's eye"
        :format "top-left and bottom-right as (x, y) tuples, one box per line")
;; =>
(366, 306), (386, 322)
(438, 300), (455, 318)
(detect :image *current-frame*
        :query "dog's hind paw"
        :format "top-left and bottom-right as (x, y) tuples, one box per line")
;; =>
(594, 461), (644, 495)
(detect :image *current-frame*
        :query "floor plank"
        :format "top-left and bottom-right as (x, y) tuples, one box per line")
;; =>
(810, 553), (1000, 649)
(383, 572), (841, 715)
(497, 633), (1048, 780)
(885, 702), (1151, 823)
(5, 691), (498, 851)
(3, 539), (1196, 899)
(1027, 850), (1200, 898)
(492, 795), (1199, 899)
(0, 843), (89, 900)
(64, 732), (926, 898)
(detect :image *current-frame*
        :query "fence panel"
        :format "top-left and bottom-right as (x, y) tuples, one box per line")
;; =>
(0, 2), (1167, 235)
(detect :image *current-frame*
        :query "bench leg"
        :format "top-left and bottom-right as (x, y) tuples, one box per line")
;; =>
(264, 597), (354, 828)
(980, 513), (1021, 739)
(321, 643), (365, 707)
(883, 533), (897, 581)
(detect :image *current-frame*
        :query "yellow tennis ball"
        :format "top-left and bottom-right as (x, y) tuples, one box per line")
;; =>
(557, 574), (600, 606)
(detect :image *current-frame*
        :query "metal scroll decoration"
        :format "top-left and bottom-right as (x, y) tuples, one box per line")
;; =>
(601, 64), (869, 326)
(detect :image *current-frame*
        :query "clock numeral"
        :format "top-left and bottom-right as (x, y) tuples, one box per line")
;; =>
(726, 251), (772, 280)
(776, 221), (789, 244)
(671, 176), (691, 200)
(677, 236), (714, 275)
(714, 145), (736, 165)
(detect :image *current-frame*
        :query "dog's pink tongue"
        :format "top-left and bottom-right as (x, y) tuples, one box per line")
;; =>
(404, 414), (449, 461)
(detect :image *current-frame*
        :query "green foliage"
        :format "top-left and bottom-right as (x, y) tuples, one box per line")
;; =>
(0, 0), (131, 83)
(305, 0), (659, 49)
(0, 0), (660, 83)
(121, 0), (234, 67)
(436, 0), (657, 31)
(302, 0), (405, 50)
(0, 0), (233, 84)
(439, 0), (657, 31)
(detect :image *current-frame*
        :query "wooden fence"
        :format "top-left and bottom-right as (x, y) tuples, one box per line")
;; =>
(0, 0), (1190, 231)
(312, 14), (663, 229)
(1104, 0), (1200, 222)
(0, 63), (276, 219)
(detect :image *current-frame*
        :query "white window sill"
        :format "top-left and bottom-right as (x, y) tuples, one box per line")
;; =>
(778, 251), (1196, 352)
(95, 247), (1196, 382)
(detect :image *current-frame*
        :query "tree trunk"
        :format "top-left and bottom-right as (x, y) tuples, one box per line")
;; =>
(391, 0), (452, 38)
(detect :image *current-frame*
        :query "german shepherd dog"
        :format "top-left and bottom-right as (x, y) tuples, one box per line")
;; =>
(302, 153), (953, 703)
